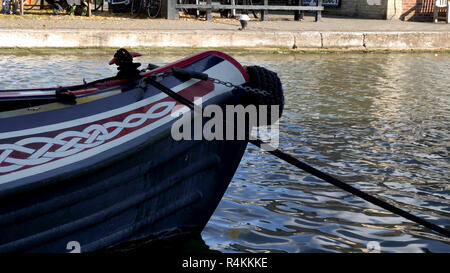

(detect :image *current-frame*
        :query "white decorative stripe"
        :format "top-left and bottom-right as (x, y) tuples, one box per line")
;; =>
(0, 101), (176, 173)
(0, 59), (246, 184)
(0, 60), (237, 140)
(0, 79), (198, 140)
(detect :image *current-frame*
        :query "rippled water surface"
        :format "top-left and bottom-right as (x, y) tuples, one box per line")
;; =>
(1, 51), (449, 253)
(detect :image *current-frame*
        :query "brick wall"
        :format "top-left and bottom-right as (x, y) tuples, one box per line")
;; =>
(170, 0), (445, 21)
(401, 0), (447, 21)
(323, 0), (388, 19)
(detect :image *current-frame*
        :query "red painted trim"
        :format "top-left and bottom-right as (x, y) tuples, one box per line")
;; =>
(207, 51), (250, 82)
(0, 92), (21, 98)
(0, 81), (216, 175)
(0, 84), (79, 93)
(108, 57), (118, 65)
(0, 51), (248, 96)
(94, 79), (133, 87)
(0, 91), (54, 98)
(142, 51), (250, 83)
(64, 88), (99, 96)
(97, 51), (249, 88)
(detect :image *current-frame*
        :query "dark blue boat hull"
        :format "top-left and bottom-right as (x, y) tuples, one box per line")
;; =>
(0, 132), (247, 253)
(0, 51), (250, 253)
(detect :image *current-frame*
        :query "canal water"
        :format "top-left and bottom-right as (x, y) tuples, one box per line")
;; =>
(0, 51), (449, 253)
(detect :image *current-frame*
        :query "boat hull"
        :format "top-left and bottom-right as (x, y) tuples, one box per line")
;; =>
(0, 132), (247, 253)
(0, 51), (249, 253)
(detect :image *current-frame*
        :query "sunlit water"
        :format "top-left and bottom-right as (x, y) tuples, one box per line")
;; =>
(0, 51), (449, 253)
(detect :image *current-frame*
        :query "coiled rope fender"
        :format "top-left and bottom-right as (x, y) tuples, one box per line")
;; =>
(232, 65), (285, 125)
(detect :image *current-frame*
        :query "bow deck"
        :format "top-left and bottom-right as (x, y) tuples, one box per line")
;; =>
(0, 50), (250, 253)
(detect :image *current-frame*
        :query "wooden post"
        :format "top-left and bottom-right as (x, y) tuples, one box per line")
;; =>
(167, 0), (179, 19)
(433, 0), (439, 23)
(300, 0), (305, 20)
(195, 0), (200, 17)
(87, 0), (91, 16)
(315, 0), (322, 22)
(447, 1), (450, 23)
(294, 0), (301, 21)
(20, 0), (24, 15)
(261, 0), (268, 21)
(206, 0), (212, 21)
(231, 0), (235, 18)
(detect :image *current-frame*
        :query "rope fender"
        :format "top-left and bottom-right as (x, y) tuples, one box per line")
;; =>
(232, 65), (285, 126)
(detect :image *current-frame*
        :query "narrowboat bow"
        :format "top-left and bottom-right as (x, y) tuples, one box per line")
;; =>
(0, 50), (283, 253)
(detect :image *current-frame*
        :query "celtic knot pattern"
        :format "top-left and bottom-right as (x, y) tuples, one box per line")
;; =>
(0, 101), (176, 174)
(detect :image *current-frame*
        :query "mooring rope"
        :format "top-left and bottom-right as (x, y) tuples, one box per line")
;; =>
(251, 139), (450, 238)
(145, 68), (450, 238)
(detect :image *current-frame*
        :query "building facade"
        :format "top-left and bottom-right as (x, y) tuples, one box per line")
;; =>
(321, 0), (446, 21)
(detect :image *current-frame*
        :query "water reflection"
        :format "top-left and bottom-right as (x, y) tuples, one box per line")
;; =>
(0, 52), (449, 253)
(207, 52), (450, 253)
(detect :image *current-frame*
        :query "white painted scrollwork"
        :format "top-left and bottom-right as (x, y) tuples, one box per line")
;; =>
(0, 101), (176, 173)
